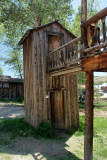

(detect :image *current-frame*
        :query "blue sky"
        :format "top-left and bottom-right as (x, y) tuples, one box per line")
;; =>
(0, 0), (107, 78)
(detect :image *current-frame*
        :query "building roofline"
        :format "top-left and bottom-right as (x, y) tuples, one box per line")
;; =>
(18, 21), (76, 45)
(0, 76), (23, 83)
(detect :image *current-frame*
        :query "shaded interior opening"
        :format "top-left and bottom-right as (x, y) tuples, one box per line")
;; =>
(48, 34), (62, 53)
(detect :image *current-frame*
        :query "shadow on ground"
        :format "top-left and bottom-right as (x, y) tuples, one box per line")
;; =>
(0, 103), (83, 160)
(0, 135), (82, 160)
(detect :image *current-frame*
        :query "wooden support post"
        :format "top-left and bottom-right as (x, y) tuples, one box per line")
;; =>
(81, 0), (87, 57)
(101, 16), (107, 50)
(84, 71), (93, 160)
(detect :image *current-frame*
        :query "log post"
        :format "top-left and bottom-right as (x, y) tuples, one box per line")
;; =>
(81, 0), (87, 57)
(84, 71), (94, 160)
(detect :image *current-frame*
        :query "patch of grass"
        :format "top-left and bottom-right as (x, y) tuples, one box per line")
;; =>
(66, 116), (107, 160)
(66, 116), (85, 136)
(36, 120), (55, 138)
(0, 117), (106, 159)
(0, 118), (55, 139)
(94, 101), (107, 110)
(0, 118), (36, 138)
(79, 101), (107, 111)
(0, 154), (11, 160)
(0, 99), (24, 105)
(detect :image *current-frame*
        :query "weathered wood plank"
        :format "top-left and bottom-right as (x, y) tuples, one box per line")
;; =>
(47, 65), (82, 76)
(82, 52), (107, 71)
(83, 42), (107, 53)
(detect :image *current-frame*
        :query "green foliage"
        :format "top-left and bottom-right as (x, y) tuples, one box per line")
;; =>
(71, 0), (100, 37)
(78, 73), (85, 85)
(0, 0), (74, 77)
(36, 120), (55, 138)
(0, 67), (3, 75)
(94, 81), (103, 85)
(5, 47), (23, 78)
(94, 87), (103, 99)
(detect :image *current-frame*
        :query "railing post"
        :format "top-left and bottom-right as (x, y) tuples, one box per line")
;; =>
(84, 71), (94, 160)
(81, 0), (88, 57)
(101, 16), (107, 43)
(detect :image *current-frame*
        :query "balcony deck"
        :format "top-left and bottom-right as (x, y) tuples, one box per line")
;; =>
(47, 8), (107, 76)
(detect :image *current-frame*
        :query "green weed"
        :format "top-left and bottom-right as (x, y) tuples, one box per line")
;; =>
(36, 120), (55, 138)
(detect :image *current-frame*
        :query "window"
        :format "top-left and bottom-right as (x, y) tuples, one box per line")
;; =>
(3, 83), (9, 88)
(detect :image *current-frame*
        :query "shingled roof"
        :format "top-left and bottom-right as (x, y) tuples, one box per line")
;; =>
(0, 76), (23, 83)
(19, 21), (76, 45)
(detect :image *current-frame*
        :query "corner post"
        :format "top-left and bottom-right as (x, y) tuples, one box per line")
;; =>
(81, 0), (87, 57)
(84, 71), (93, 160)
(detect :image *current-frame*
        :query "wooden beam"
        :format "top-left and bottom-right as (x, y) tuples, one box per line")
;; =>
(82, 52), (107, 71)
(81, 0), (87, 23)
(47, 65), (83, 77)
(82, 7), (107, 27)
(84, 71), (93, 160)
(83, 42), (107, 53)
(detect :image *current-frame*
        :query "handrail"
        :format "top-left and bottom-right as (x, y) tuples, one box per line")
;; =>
(47, 37), (81, 57)
(47, 37), (81, 72)
(82, 7), (107, 27)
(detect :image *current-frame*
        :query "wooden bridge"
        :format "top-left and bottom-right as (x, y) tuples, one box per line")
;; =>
(47, 5), (107, 160)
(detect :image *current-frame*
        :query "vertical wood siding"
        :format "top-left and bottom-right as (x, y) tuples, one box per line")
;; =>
(23, 23), (79, 129)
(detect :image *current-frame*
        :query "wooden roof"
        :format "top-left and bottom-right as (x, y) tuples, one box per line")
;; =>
(0, 76), (23, 83)
(19, 21), (76, 45)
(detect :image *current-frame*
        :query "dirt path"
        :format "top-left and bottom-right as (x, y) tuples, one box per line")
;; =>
(0, 102), (106, 119)
(0, 102), (24, 119)
(0, 102), (106, 160)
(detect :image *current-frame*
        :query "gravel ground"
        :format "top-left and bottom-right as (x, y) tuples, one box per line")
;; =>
(0, 102), (24, 119)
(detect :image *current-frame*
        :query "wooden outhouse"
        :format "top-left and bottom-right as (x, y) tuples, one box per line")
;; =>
(19, 21), (79, 129)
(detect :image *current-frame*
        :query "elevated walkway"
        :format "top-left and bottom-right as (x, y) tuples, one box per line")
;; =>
(47, 8), (107, 76)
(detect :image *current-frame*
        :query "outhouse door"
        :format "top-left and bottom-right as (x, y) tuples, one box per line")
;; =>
(50, 90), (65, 129)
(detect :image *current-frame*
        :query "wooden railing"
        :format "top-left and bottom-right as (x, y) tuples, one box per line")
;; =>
(81, 7), (107, 56)
(47, 8), (107, 73)
(47, 37), (81, 72)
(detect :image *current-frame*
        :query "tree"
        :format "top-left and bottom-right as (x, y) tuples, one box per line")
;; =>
(78, 73), (85, 85)
(5, 48), (23, 79)
(70, 0), (100, 37)
(0, 0), (74, 78)
(0, 67), (3, 75)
